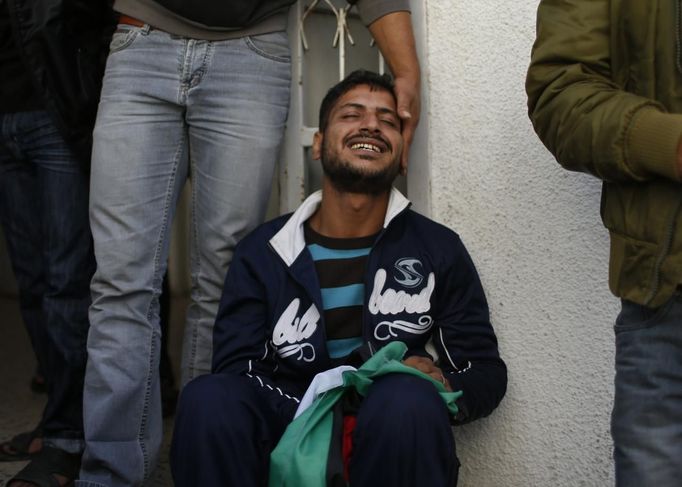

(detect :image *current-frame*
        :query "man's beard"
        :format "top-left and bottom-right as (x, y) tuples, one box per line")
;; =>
(321, 140), (400, 195)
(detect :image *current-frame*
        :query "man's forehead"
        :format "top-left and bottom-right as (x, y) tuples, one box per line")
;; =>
(333, 85), (397, 113)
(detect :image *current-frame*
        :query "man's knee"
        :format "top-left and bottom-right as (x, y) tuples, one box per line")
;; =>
(175, 374), (264, 441)
(171, 374), (285, 486)
(350, 374), (458, 487)
(178, 374), (247, 417)
(362, 373), (449, 423)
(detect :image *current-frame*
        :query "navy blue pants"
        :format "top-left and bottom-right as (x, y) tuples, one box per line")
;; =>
(171, 373), (459, 486)
(0, 111), (94, 447)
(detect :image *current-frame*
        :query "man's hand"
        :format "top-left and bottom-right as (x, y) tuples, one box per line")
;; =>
(393, 75), (421, 175)
(403, 355), (452, 392)
(368, 11), (421, 175)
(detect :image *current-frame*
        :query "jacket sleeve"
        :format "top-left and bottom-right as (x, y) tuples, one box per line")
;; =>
(212, 242), (300, 419)
(526, 0), (682, 183)
(434, 238), (507, 424)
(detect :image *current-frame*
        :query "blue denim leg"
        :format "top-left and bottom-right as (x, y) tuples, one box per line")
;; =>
(80, 25), (290, 487)
(0, 111), (93, 452)
(0, 115), (50, 391)
(612, 293), (682, 487)
(182, 30), (291, 386)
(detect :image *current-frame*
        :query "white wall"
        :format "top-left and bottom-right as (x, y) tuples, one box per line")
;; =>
(424, 1), (619, 485)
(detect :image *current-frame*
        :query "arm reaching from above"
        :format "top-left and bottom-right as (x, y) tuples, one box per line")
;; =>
(369, 10), (420, 174)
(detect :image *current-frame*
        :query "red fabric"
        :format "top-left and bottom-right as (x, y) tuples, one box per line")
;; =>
(342, 415), (357, 481)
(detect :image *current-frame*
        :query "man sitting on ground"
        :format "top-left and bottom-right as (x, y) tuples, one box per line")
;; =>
(170, 70), (507, 487)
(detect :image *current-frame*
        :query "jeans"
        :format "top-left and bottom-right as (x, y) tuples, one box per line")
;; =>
(612, 292), (682, 486)
(0, 111), (94, 452)
(79, 24), (291, 486)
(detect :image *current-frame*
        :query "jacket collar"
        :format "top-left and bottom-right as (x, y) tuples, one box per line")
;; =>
(269, 187), (411, 267)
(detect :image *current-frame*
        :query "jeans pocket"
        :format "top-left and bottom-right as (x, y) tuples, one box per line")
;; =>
(615, 294), (679, 333)
(244, 31), (291, 63)
(21, 111), (60, 140)
(109, 25), (141, 54)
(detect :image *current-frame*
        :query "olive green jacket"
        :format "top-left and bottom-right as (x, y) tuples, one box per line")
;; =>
(526, 0), (682, 307)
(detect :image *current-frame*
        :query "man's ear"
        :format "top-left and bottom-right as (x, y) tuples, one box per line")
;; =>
(311, 131), (323, 160)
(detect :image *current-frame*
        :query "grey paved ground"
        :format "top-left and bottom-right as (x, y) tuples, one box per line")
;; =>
(0, 297), (180, 486)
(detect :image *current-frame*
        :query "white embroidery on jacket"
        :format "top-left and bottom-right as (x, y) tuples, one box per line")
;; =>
(272, 298), (320, 362)
(374, 315), (434, 340)
(393, 257), (424, 288)
(369, 269), (435, 315)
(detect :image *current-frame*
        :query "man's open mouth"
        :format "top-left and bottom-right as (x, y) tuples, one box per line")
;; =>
(346, 134), (389, 154)
(350, 142), (382, 153)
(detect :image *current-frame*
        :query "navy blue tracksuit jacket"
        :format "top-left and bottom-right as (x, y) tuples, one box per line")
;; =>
(212, 188), (507, 423)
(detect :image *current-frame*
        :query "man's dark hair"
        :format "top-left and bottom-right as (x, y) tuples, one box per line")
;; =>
(318, 70), (395, 132)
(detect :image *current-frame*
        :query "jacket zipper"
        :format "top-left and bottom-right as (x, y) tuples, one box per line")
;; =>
(677, 0), (682, 74)
(360, 212), (405, 356)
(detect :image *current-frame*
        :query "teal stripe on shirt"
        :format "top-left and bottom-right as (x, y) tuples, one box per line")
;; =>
(320, 284), (364, 310)
(308, 244), (371, 261)
(327, 337), (364, 359)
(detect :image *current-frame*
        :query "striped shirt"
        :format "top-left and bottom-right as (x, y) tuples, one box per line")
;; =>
(304, 222), (378, 361)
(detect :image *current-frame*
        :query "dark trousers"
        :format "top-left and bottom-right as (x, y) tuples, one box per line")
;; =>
(0, 111), (94, 445)
(171, 373), (459, 486)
